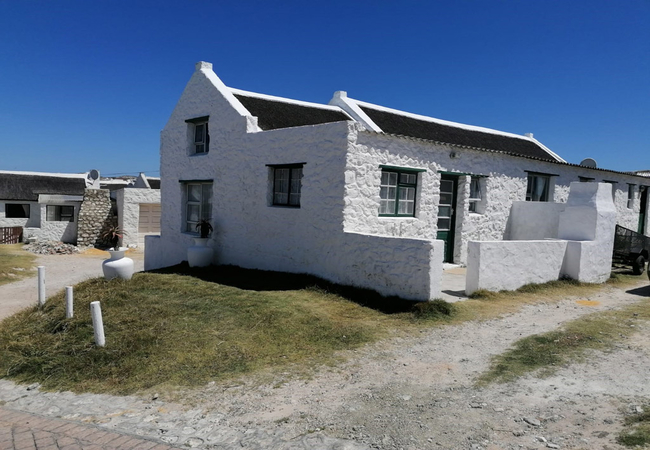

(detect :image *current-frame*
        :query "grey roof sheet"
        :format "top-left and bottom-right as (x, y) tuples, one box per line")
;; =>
(360, 105), (557, 161)
(0, 174), (86, 201)
(234, 93), (351, 130)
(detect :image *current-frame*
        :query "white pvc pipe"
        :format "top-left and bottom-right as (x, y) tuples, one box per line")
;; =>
(37, 266), (45, 307)
(65, 286), (73, 319)
(90, 301), (105, 347)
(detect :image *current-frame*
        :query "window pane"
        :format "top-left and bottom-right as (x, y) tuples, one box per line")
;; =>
(188, 185), (201, 202)
(437, 218), (451, 230)
(398, 200), (414, 215)
(289, 193), (300, 206)
(381, 172), (390, 185)
(440, 193), (452, 205)
(194, 124), (204, 143)
(469, 201), (477, 213)
(46, 206), (56, 221)
(438, 205), (451, 218)
(195, 144), (205, 154)
(440, 180), (454, 194)
(187, 204), (200, 222)
(274, 192), (288, 204)
(380, 199), (396, 215)
(470, 179), (481, 200)
(400, 173), (416, 184)
(388, 172), (398, 185)
(201, 184), (212, 219)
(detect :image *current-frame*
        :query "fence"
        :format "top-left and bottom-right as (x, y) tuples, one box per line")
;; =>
(0, 227), (23, 244)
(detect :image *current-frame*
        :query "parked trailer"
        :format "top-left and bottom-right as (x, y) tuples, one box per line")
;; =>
(613, 224), (650, 275)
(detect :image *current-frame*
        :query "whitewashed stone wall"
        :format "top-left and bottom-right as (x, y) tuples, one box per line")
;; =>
(146, 64), (443, 300)
(466, 182), (617, 294)
(116, 188), (161, 248)
(0, 201), (40, 228)
(347, 130), (648, 264)
(505, 202), (567, 240)
(38, 203), (79, 243)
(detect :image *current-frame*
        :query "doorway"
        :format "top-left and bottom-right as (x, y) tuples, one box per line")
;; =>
(436, 175), (458, 263)
(639, 186), (648, 235)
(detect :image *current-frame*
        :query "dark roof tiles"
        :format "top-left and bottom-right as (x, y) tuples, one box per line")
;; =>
(0, 174), (86, 201)
(360, 105), (557, 162)
(233, 93), (351, 131)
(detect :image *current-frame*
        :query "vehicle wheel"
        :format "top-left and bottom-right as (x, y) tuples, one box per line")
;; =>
(632, 255), (646, 275)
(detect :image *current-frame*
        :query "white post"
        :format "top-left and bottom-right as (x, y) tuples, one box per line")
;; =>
(37, 266), (45, 307)
(90, 301), (105, 347)
(65, 286), (74, 319)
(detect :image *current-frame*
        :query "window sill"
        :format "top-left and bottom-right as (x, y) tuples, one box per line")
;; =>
(269, 204), (301, 209)
(189, 152), (209, 157)
(378, 215), (417, 219)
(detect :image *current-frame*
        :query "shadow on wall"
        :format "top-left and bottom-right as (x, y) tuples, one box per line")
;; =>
(151, 262), (421, 314)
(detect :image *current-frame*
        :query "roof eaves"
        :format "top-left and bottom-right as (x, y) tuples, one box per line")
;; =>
(359, 129), (650, 181)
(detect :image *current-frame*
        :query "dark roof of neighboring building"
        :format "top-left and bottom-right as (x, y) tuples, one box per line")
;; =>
(147, 178), (161, 189)
(0, 173), (86, 201)
(233, 93), (351, 131)
(359, 105), (558, 162)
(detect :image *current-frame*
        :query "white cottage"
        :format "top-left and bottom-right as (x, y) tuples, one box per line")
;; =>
(145, 61), (649, 300)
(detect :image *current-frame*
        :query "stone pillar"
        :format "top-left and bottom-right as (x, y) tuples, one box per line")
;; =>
(77, 189), (116, 247)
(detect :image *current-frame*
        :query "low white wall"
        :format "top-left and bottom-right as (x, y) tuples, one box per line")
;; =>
(466, 183), (617, 294)
(505, 201), (566, 240)
(466, 240), (568, 295)
(328, 232), (443, 300)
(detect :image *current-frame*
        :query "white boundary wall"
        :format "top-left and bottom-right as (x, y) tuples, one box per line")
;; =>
(116, 188), (161, 248)
(466, 183), (617, 294)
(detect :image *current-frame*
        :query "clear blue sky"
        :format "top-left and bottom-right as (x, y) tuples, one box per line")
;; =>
(0, 1), (648, 176)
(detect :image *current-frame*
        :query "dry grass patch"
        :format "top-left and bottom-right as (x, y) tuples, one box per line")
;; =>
(0, 271), (454, 395)
(478, 294), (650, 385)
(0, 244), (36, 286)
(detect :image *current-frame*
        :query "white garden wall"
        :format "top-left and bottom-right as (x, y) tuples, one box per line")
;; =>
(505, 202), (566, 240)
(116, 188), (161, 248)
(466, 183), (617, 294)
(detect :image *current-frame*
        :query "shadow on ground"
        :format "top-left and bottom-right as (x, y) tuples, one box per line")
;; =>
(627, 284), (650, 297)
(151, 262), (422, 314)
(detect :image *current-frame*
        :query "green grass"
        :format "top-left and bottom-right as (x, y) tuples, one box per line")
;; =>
(0, 244), (36, 286)
(618, 409), (650, 447)
(0, 267), (455, 395)
(478, 297), (650, 385)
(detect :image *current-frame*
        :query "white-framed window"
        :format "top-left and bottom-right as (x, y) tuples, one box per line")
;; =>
(468, 178), (482, 213)
(5, 203), (30, 218)
(46, 205), (74, 222)
(185, 116), (210, 154)
(379, 167), (421, 217)
(627, 184), (635, 209)
(184, 182), (212, 232)
(525, 173), (553, 202)
(270, 164), (303, 207)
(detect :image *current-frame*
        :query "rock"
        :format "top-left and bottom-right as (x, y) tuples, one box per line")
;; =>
(524, 417), (541, 427)
(185, 437), (204, 447)
(547, 444), (560, 449)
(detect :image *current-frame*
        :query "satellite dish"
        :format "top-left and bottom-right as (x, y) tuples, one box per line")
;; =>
(580, 158), (597, 168)
(89, 169), (100, 180)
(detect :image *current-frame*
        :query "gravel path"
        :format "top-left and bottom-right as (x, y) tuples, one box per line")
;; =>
(0, 249), (144, 321)
(1, 252), (649, 449)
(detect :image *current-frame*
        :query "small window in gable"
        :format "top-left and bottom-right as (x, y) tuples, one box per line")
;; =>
(604, 180), (617, 201)
(186, 116), (210, 155)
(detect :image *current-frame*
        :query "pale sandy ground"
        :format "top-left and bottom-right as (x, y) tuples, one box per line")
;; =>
(0, 248), (144, 321)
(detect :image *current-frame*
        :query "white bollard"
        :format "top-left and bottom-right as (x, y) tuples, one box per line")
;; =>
(90, 301), (106, 347)
(65, 286), (74, 319)
(37, 266), (45, 307)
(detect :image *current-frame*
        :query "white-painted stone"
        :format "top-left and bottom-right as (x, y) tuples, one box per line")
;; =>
(466, 182), (617, 294)
(116, 188), (161, 248)
(466, 240), (568, 294)
(506, 202), (566, 240)
(147, 62), (649, 301)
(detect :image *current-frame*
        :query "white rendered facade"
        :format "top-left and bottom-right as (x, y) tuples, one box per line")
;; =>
(145, 62), (649, 300)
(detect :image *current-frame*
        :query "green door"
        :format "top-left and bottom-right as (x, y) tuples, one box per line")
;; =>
(639, 186), (648, 235)
(436, 175), (458, 263)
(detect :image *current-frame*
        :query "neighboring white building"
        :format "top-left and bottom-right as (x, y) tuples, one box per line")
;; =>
(145, 61), (649, 300)
(0, 170), (160, 247)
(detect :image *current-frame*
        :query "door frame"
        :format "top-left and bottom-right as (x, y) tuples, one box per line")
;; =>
(436, 174), (459, 263)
